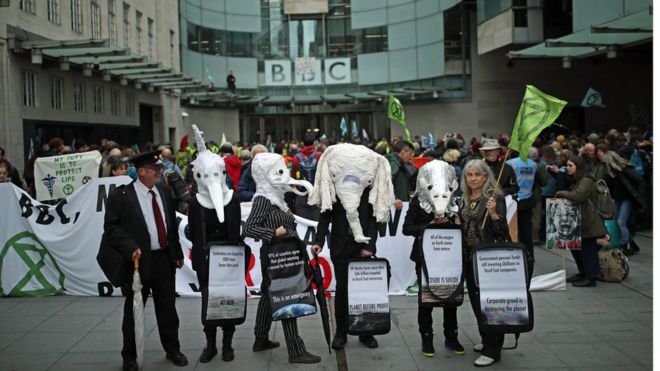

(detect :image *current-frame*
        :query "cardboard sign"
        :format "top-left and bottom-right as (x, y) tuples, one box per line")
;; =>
(206, 244), (246, 321)
(420, 227), (463, 305)
(546, 198), (582, 249)
(34, 151), (102, 201)
(347, 258), (390, 335)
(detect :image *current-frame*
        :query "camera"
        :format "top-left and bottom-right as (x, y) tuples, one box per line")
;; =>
(164, 169), (191, 203)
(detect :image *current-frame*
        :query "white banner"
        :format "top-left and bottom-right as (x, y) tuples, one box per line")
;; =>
(348, 260), (389, 315)
(207, 245), (246, 320)
(34, 151), (102, 201)
(476, 248), (529, 325)
(421, 228), (463, 300)
(0, 182), (518, 298)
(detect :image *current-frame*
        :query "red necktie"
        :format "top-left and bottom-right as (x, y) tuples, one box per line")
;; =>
(149, 190), (168, 249)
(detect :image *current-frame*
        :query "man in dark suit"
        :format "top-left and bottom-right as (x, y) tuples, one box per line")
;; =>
(102, 150), (188, 371)
(312, 188), (380, 350)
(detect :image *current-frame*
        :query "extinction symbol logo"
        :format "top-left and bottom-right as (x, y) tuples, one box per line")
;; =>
(0, 231), (65, 296)
(63, 184), (74, 196)
(41, 174), (57, 198)
(390, 102), (404, 121)
(82, 176), (92, 184)
(586, 92), (601, 107)
(518, 96), (550, 145)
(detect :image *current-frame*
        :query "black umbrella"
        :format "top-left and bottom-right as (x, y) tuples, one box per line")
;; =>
(312, 252), (332, 353)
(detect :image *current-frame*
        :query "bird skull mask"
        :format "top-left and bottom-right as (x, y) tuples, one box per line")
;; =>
(308, 143), (395, 244)
(414, 160), (459, 217)
(190, 124), (233, 223)
(252, 152), (313, 211)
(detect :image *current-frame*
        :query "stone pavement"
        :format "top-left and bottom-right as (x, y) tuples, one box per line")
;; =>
(0, 233), (652, 371)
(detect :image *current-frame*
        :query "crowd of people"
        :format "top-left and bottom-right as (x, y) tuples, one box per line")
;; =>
(1, 124), (652, 369)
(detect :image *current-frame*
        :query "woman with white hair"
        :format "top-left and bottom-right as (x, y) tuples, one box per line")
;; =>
(601, 150), (646, 255)
(459, 159), (511, 367)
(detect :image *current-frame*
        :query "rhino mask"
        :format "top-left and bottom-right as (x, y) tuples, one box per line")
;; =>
(190, 124), (233, 223)
(252, 152), (313, 211)
(413, 159), (459, 217)
(308, 143), (395, 244)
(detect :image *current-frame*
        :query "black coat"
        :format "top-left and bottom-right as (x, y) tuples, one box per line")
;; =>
(402, 197), (435, 263)
(101, 181), (183, 285)
(187, 195), (243, 273)
(485, 160), (519, 197)
(314, 188), (379, 258)
(603, 166), (646, 209)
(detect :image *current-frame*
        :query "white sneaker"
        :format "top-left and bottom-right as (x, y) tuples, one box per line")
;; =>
(474, 355), (498, 367)
(473, 343), (483, 352)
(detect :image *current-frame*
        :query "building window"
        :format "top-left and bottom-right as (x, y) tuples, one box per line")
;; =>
(21, 71), (37, 107)
(51, 76), (63, 110)
(110, 89), (120, 115)
(135, 11), (143, 54)
(147, 18), (154, 60)
(19, 0), (35, 14)
(108, 0), (117, 44)
(91, 0), (102, 39)
(47, 0), (60, 24)
(125, 91), (135, 117)
(70, 0), (82, 33)
(123, 3), (130, 49)
(170, 30), (176, 68)
(93, 86), (104, 113)
(73, 81), (86, 112)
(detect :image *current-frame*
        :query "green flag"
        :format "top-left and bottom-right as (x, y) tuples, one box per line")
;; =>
(509, 85), (567, 162)
(388, 95), (412, 142)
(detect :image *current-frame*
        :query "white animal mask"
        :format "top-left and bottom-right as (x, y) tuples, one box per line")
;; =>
(252, 153), (313, 212)
(308, 143), (395, 243)
(190, 124), (233, 223)
(413, 160), (459, 217)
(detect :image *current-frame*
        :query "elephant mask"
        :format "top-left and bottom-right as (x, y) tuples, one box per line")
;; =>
(308, 143), (395, 243)
(413, 159), (459, 217)
(190, 124), (233, 223)
(252, 152), (313, 211)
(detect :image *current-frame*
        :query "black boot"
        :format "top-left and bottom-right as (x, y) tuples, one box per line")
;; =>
(566, 273), (585, 283)
(573, 277), (596, 287)
(222, 329), (235, 361)
(253, 336), (280, 352)
(421, 333), (434, 357)
(199, 337), (217, 363)
(630, 240), (640, 254)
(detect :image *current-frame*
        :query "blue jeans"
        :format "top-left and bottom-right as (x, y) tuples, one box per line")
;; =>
(615, 200), (633, 244)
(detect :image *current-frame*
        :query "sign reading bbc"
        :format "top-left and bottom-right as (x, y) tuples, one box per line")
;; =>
(264, 58), (351, 86)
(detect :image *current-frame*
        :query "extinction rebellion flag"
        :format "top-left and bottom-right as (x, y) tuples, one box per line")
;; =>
(508, 85), (567, 162)
(388, 95), (413, 142)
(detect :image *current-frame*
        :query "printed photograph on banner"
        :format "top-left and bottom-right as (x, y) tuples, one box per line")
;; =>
(266, 239), (316, 320)
(546, 198), (581, 249)
(476, 248), (529, 326)
(347, 260), (390, 334)
(421, 228), (463, 303)
(206, 245), (246, 321)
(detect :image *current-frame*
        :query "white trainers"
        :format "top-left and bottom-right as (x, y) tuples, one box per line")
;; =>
(474, 355), (498, 367)
(473, 343), (483, 352)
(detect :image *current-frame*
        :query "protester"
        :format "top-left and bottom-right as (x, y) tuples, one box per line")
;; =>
(555, 156), (607, 287)
(220, 144), (241, 191)
(387, 140), (415, 209)
(101, 150), (187, 371)
(479, 139), (518, 196)
(110, 161), (128, 177)
(459, 159), (510, 367)
(0, 146), (24, 189)
(237, 144), (267, 202)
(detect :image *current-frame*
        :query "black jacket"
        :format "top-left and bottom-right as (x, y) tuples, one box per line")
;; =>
(402, 197), (436, 263)
(314, 188), (379, 257)
(459, 195), (511, 247)
(101, 181), (183, 285)
(603, 165), (646, 208)
(187, 195), (242, 273)
(485, 160), (519, 197)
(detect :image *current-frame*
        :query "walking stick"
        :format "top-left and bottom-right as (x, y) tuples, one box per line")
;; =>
(481, 149), (510, 230)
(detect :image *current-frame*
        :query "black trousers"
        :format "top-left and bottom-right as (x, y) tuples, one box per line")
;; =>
(570, 237), (601, 279)
(331, 248), (362, 334)
(517, 207), (535, 278)
(416, 270), (458, 338)
(466, 265), (504, 360)
(195, 271), (236, 341)
(122, 250), (180, 361)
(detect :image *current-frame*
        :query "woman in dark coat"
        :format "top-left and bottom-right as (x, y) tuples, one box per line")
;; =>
(555, 156), (607, 287)
(459, 159), (511, 367)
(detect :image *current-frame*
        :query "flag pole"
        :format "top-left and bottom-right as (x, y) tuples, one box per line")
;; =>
(481, 148), (510, 230)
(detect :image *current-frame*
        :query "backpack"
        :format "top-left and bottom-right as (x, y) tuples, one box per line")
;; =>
(593, 179), (616, 220)
(296, 152), (318, 184)
(598, 248), (629, 282)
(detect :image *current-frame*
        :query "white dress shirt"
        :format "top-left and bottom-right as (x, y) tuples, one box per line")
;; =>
(134, 179), (167, 251)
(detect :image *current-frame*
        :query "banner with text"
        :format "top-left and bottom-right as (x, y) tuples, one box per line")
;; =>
(421, 226), (464, 306)
(347, 258), (391, 335)
(206, 244), (246, 321)
(34, 151), (102, 201)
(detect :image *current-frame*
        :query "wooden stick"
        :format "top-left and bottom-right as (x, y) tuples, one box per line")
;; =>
(481, 149), (510, 230)
(562, 248), (567, 272)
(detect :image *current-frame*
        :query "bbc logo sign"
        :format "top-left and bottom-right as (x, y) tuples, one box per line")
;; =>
(264, 58), (351, 86)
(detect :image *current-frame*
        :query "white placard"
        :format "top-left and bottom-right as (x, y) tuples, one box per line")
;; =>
(476, 248), (529, 325)
(421, 228), (462, 299)
(207, 245), (246, 320)
(34, 151), (102, 201)
(348, 260), (389, 314)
